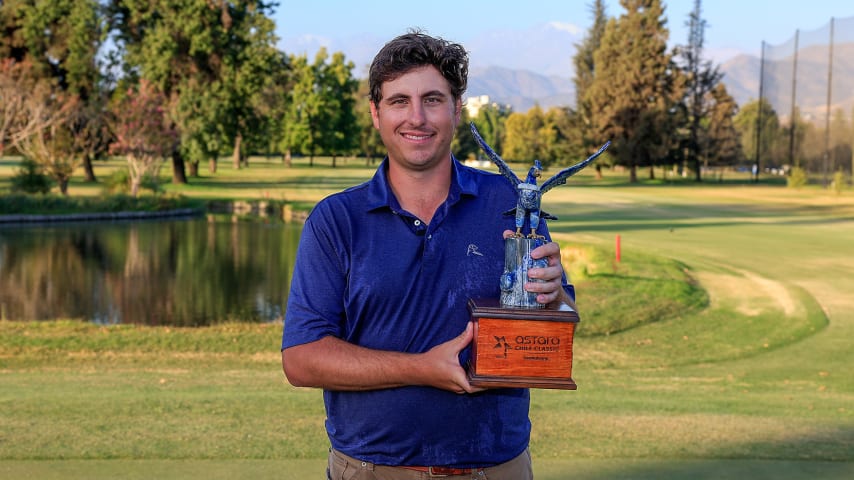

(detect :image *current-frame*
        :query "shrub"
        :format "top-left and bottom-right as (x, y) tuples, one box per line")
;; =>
(831, 170), (848, 195)
(102, 168), (163, 195)
(787, 166), (808, 189)
(101, 168), (132, 194)
(10, 158), (53, 194)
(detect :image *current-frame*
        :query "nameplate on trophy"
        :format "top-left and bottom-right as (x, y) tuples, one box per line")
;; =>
(467, 298), (578, 390)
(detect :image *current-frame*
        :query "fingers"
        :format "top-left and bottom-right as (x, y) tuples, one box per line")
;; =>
(502, 237), (573, 308)
(456, 321), (474, 347)
(421, 322), (481, 394)
(530, 240), (560, 265)
(451, 323), (486, 394)
(527, 241), (565, 305)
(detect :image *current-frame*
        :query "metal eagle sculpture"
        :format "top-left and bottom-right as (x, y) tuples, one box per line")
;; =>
(470, 122), (611, 239)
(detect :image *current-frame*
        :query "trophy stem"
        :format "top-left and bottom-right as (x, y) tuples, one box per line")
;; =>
(501, 237), (546, 308)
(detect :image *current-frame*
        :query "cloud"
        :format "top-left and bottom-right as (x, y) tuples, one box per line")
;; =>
(547, 21), (583, 36)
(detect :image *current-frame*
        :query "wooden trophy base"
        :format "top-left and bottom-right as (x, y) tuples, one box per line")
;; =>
(467, 298), (578, 390)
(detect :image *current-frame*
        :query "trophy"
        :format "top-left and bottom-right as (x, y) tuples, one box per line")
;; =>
(466, 123), (610, 390)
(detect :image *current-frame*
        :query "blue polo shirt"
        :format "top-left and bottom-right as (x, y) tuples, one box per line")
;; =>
(282, 156), (566, 468)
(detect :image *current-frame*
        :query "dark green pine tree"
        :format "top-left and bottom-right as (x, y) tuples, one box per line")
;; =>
(572, 0), (608, 150)
(584, 0), (685, 182)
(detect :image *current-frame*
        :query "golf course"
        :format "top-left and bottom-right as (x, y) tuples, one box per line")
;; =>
(1, 157), (852, 479)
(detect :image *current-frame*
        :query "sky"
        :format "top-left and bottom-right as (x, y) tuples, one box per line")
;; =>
(272, 0), (853, 76)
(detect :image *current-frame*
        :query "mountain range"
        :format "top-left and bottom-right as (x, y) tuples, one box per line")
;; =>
(279, 23), (853, 118)
(467, 66), (575, 112)
(466, 44), (854, 121)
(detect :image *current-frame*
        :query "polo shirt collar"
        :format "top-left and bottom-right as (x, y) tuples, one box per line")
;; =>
(365, 155), (480, 213)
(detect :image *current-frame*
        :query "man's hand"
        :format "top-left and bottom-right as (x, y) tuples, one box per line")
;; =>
(419, 322), (485, 394)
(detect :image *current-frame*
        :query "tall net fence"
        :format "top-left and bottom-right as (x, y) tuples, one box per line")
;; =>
(759, 15), (854, 184)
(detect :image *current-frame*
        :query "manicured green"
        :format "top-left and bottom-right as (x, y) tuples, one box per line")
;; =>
(1, 157), (853, 479)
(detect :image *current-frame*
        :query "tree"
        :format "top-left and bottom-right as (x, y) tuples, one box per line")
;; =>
(214, 1), (283, 170)
(503, 107), (545, 162)
(828, 108), (853, 176)
(281, 48), (358, 167)
(541, 107), (585, 168)
(0, 59), (29, 156)
(493, 106), (583, 169)
(1, 0), (107, 181)
(319, 51), (358, 167)
(8, 77), (80, 194)
(572, 0), (608, 151)
(733, 98), (780, 175)
(452, 106), (478, 160)
(108, 80), (178, 197)
(280, 53), (319, 165)
(704, 83), (743, 168)
(783, 107), (809, 169)
(106, 0), (279, 180)
(470, 103), (511, 160)
(355, 78), (382, 165)
(253, 49), (291, 162)
(676, 0), (722, 181)
(585, 0), (685, 182)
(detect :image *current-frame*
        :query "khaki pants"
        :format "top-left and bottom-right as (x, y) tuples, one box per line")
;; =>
(327, 447), (533, 480)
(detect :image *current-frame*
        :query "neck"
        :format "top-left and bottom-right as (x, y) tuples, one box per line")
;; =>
(388, 156), (452, 225)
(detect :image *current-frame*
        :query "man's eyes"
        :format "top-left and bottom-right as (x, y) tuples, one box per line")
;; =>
(387, 96), (444, 106)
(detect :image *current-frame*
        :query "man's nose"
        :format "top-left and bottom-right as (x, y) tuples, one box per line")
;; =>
(408, 102), (427, 124)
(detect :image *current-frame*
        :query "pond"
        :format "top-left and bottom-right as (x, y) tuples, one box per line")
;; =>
(0, 217), (302, 326)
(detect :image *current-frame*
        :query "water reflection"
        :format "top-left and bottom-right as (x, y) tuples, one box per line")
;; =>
(0, 217), (301, 326)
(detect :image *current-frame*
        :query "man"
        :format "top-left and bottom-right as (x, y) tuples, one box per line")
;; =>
(281, 31), (576, 479)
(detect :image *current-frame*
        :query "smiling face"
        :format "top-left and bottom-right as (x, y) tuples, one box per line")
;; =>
(370, 65), (462, 174)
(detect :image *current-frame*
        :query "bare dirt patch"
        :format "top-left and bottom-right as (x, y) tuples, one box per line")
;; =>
(696, 268), (797, 317)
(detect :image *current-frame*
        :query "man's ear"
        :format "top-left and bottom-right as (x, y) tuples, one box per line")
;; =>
(370, 101), (380, 129)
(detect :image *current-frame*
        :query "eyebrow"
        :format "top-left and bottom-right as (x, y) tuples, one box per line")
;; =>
(383, 90), (448, 103)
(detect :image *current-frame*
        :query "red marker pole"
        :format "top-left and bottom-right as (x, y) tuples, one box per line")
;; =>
(615, 234), (621, 263)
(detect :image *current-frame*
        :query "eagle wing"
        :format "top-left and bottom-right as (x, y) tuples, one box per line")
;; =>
(470, 122), (520, 187)
(540, 141), (611, 194)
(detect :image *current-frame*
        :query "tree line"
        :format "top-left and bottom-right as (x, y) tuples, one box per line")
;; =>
(0, 0), (823, 196)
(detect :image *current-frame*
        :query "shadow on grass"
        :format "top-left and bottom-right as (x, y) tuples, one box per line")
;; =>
(185, 175), (370, 191)
(545, 202), (854, 234)
(3, 457), (851, 480)
(535, 457), (854, 480)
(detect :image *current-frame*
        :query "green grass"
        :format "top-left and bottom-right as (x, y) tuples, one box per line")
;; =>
(1, 156), (853, 479)
(0, 192), (200, 215)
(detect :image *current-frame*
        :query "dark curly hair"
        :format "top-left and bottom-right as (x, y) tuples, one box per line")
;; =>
(369, 30), (469, 105)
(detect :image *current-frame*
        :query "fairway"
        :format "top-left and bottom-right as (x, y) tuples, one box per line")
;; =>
(1, 160), (853, 479)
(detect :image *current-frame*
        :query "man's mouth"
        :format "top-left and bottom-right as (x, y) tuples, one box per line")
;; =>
(403, 133), (432, 141)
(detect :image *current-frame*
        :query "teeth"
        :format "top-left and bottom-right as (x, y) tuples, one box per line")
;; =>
(404, 134), (430, 140)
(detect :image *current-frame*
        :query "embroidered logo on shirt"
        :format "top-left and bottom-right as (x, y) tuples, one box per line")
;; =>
(466, 244), (483, 256)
